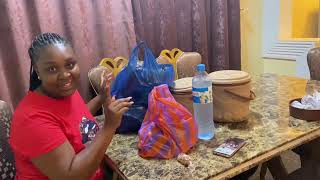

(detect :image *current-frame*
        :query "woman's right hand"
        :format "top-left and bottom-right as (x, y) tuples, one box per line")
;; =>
(103, 96), (133, 130)
(99, 70), (133, 130)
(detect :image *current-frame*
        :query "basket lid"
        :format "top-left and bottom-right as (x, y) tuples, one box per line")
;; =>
(171, 77), (192, 90)
(209, 70), (251, 85)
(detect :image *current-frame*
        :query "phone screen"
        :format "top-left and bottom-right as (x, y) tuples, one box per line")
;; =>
(213, 138), (246, 157)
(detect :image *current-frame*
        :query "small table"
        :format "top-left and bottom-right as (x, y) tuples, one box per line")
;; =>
(99, 74), (320, 180)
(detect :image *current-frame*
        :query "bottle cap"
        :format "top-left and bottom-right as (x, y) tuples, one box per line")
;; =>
(197, 64), (205, 72)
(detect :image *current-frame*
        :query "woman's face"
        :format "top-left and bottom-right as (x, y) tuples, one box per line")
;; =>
(35, 44), (80, 98)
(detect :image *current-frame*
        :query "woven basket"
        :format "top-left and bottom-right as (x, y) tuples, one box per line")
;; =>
(209, 70), (255, 122)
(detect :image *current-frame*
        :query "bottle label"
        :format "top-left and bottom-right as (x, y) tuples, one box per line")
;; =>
(192, 86), (213, 104)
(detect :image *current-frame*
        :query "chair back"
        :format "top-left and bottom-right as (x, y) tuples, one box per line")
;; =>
(0, 100), (15, 179)
(307, 47), (320, 80)
(158, 48), (202, 79)
(89, 57), (128, 95)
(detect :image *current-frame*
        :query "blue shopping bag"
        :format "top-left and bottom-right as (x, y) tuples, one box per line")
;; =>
(111, 42), (175, 133)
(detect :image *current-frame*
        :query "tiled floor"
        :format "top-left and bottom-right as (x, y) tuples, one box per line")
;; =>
(250, 151), (301, 180)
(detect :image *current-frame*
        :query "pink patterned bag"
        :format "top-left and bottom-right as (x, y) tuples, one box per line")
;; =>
(138, 85), (198, 159)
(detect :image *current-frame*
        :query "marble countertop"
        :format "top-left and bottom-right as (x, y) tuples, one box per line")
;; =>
(101, 74), (320, 180)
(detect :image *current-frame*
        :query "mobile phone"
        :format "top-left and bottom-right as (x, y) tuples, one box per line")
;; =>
(213, 138), (246, 158)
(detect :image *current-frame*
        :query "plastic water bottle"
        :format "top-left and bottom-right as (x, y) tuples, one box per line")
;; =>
(192, 64), (214, 140)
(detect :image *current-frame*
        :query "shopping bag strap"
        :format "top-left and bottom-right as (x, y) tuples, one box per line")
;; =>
(129, 42), (158, 68)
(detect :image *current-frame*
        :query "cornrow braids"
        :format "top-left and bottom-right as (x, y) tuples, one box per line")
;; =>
(28, 33), (71, 91)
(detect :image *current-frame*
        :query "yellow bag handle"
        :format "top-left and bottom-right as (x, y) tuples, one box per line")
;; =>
(160, 48), (184, 80)
(99, 56), (128, 77)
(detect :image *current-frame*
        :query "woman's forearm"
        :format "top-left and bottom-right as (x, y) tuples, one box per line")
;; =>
(32, 125), (116, 180)
(67, 126), (116, 179)
(87, 95), (104, 115)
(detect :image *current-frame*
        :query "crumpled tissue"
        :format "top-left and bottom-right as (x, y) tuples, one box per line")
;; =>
(291, 91), (320, 110)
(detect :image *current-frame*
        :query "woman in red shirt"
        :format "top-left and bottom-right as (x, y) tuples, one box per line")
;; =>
(9, 33), (133, 180)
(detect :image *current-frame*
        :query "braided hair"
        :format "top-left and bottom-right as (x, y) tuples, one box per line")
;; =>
(28, 33), (71, 91)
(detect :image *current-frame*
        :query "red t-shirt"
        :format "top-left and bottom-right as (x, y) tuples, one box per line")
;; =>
(9, 90), (103, 180)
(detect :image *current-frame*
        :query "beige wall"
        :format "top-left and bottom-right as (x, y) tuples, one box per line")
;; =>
(240, 0), (297, 76)
(279, 0), (292, 39)
(240, 0), (264, 76)
(263, 59), (296, 76)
